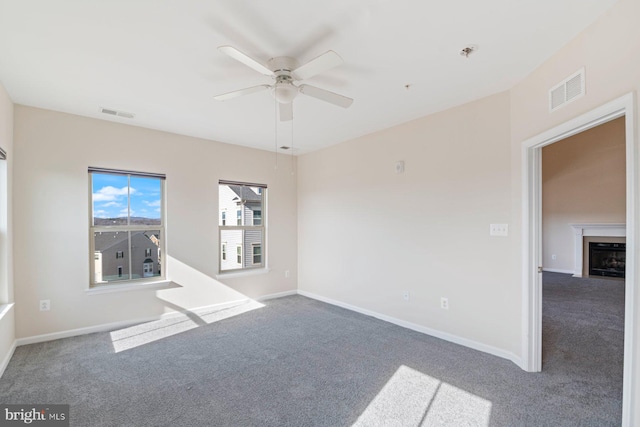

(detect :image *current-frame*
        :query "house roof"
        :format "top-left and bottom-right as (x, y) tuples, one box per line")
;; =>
(94, 231), (160, 253)
(229, 185), (262, 203)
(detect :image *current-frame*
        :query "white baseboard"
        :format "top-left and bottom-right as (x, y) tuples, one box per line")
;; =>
(13, 290), (524, 369)
(0, 340), (16, 379)
(543, 268), (575, 275)
(15, 299), (252, 347)
(298, 290), (522, 368)
(255, 290), (297, 302)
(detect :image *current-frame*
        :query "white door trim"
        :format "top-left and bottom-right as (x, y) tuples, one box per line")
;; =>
(521, 92), (636, 426)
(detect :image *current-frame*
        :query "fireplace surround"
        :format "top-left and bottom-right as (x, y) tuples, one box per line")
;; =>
(570, 223), (626, 277)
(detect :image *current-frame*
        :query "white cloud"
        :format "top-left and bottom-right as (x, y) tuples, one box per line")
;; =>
(93, 210), (108, 218)
(93, 186), (136, 202)
(101, 201), (122, 208)
(144, 199), (161, 207)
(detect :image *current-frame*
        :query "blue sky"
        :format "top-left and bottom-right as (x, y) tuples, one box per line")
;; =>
(92, 173), (161, 219)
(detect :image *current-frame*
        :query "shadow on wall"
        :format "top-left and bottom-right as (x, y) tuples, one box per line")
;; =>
(109, 255), (264, 353)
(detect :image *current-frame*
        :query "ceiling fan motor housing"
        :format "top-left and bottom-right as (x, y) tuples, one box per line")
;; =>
(269, 57), (299, 103)
(269, 56), (299, 76)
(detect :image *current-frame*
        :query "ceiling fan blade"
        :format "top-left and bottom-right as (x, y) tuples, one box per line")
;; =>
(292, 50), (343, 80)
(298, 84), (353, 108)
(213, 84), (271, 101)
(279, 102), (293, 122)
(218, 46), (273, 76)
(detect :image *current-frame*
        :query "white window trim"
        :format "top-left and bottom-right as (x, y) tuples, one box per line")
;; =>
(88, 169), (166, 289)
(86, 280), (172, 295)
(215, 268), (270, 280)
(218, 182), (266, 274)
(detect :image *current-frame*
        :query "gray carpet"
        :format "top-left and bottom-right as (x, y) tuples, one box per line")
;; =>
(0, 273), (624, 426)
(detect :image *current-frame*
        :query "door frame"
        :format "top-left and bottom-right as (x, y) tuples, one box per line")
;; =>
(521, 92), (636, 425)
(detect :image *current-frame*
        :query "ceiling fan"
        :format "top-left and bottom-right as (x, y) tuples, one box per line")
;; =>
(213, 46), (353, 121)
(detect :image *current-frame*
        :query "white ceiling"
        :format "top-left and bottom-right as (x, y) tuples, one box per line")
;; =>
(0, 0), (619, 155)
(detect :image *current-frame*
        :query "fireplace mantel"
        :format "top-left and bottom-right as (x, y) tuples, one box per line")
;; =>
(570, 223), (626, 277)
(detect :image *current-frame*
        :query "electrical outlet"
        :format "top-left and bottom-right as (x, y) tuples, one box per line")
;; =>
(551, 254), (557, 261)
(440, 297), (449, 310)
(39, 300), (50, 312)
(402, 291), (410, 302)
(489, 224), (508, 237)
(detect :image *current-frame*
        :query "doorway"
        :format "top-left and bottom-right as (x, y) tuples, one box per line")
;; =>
(522, 93), (636, 426)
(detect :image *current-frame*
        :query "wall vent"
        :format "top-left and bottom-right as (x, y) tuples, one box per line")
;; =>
(100, 107), (135, 119)
(549, 68), (585, 112)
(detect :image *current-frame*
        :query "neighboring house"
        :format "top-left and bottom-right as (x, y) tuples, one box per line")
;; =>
(219, 184), (263, 271)
(94, 231), (161, 283)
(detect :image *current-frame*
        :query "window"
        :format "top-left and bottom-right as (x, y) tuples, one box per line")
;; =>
(89, 167), (165, 286)
(221, 211), (226, 226)
(253, 209), (262, 226)
(219, 181), (266, 272)
(252, 244), (262, 265)
(143, 261), (154, 278)
(0, 147), (7, 305)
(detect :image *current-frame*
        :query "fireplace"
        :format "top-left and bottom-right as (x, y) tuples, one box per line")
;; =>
(589, 242), (626, 278)
(570, 224), (626, 277)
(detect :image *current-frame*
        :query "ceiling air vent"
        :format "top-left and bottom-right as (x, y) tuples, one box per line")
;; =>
(100, 107), (135, 119)
(549, 68), (585, 112)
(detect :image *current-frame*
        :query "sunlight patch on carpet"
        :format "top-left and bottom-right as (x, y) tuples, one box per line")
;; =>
(109, 300), (264, 353)
(353, 365), (492, 426)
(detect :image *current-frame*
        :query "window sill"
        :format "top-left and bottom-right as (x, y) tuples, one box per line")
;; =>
(215, 268), (270, 280)
(86, 280), (173, 295)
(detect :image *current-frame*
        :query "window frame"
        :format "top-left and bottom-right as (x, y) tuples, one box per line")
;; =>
(89, 167), (166, 288)
(218, 180), (266, 273)
(236, 245), (243, 265)
(251, 243), (262, 265)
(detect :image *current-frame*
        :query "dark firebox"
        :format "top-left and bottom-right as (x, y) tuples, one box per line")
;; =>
(589, 242), (625, 278)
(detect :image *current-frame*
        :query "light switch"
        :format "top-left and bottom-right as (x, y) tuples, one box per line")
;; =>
(490, 224), (508, 237)
(395, 161), (405, 174)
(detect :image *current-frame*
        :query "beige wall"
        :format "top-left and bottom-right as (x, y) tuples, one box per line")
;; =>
(298, 91), (519, 358)
(542, 117), (626, 273)
(13, 106), (297, 338)
(0, 81), (15, 374)
(299, 0), (640, 421)
(3, 0), (640, 420)
(510, 0), (640, 422)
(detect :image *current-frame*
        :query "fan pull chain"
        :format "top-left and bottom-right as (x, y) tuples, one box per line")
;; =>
(290, 111), (294, 176)
(274, 96), (278, 170)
